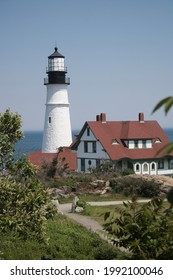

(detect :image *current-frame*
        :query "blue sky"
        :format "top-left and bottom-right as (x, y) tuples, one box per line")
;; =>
(0, 0), (173, 130)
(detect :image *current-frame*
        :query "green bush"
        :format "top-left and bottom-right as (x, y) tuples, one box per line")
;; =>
(121, 168), (135, 176)
(110, 176), (161, 198)
(0, 159), (56, 241)
(137, 179), (161, 197)
(76, 199), (87, 209)
(104, 196), (173, 259)
(0, 109), (23, 171)
(93, 243), (118, 260)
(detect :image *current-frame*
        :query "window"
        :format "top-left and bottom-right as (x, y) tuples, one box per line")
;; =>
(143, 163), (148, 171)
(84, 141), (96, 153)
(155, 138), (161, 143)
(158, 160), (164, 169)
(87, 127), (90, 136)
(136, 164), (140, 171)
(84, 141), (88, 153)
(81, 159), (85, 172)
(134, 140), (138, 148)
(122, 140), (128, 147)
(93, 141), (96, 153)
(49, 117), (51, 124)
(142, 140), (146, 148)
(112, 139), (119, 145)
(168, 159), (173, 169)
(151, 163), (155, 170)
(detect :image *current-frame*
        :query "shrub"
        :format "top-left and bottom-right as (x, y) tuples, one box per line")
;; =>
(121, 168), (135, 176)
(104, 196), (173, 259)
(76, 199), (87, 209)
(137, 179), (161, 197)
(0, 109), (23, 171)
(0, 159), (56, 241)
(93, 244), (118, 260)
(110, 176), (161, 198)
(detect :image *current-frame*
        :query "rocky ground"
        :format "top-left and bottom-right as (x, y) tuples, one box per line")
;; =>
(49, 174), (173, 199)
(129, 174), (173, 187)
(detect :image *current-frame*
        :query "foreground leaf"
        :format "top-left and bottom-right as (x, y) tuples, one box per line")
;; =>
(152, 96), (173, 115)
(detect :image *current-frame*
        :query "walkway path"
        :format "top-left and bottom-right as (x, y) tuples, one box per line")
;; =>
(57, 199), (151, 240)
(58, 202), (104, 239)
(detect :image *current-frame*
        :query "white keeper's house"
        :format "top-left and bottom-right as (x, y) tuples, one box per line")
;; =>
(71, 112), (173, 175)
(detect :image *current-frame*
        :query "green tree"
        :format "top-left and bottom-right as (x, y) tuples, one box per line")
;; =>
(0, 109), (23, 171)
(0, 157), (56, 241)
(104, 195), (173, 259)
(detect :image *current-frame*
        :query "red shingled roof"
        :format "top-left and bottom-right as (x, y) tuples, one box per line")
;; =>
(28, 147), (77, 170)
(71, 116), (173, 161)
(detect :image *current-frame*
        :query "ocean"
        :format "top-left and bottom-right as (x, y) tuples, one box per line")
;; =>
(15, 129), (173, 159)
(15, 130), (79, 159)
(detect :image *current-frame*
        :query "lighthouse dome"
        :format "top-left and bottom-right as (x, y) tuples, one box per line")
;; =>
(48, 47), (65, 58)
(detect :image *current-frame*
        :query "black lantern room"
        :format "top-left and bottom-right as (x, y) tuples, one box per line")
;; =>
(44, 48), (70, 85)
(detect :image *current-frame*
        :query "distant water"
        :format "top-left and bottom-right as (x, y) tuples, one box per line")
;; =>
(15, 129), (173, 160)
(164, 129), (173, 142)
(15, 130), (79, 159)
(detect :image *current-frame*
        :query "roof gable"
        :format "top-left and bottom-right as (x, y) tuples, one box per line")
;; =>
(71, 117), (173, 160)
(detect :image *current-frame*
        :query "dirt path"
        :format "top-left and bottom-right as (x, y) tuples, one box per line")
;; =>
(58, 202), (105, 239)
(57, 199), (151, 240)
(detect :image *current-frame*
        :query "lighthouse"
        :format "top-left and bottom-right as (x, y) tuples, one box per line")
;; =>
(42, 48), (72, 153)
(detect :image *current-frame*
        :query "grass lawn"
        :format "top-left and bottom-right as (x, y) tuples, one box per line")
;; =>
(80, 204), (122, 225)
(80, 199), (170, 226)
(0, 213), (127, 260)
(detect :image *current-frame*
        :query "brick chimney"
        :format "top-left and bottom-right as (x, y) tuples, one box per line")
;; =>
(96, 113), (106, 122)
(96, 114), (100, 121)
(100, 113), (106, 123)
(139, 112), (144, 123)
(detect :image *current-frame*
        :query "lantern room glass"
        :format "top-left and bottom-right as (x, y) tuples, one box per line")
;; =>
(48, 57), (65, 71)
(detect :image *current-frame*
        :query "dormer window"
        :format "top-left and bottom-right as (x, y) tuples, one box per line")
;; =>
(134, 140), (138, 148)
(155, 138), (161, 143)
(112, 139), (119, 145)
(142, 140), (146, 148)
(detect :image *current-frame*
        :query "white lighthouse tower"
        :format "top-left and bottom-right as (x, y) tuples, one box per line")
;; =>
(42, 48), (72, 153)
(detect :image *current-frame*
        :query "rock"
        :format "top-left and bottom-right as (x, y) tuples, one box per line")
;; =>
(90, 180), (105, 188)
(75, 206), (84, 213)
(100, 186), (112, 195)
(89, 181), (98, 188)
(105, 180), (110, 188)
(52, 199), (59, 209)
(49, 188), (70, 198)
